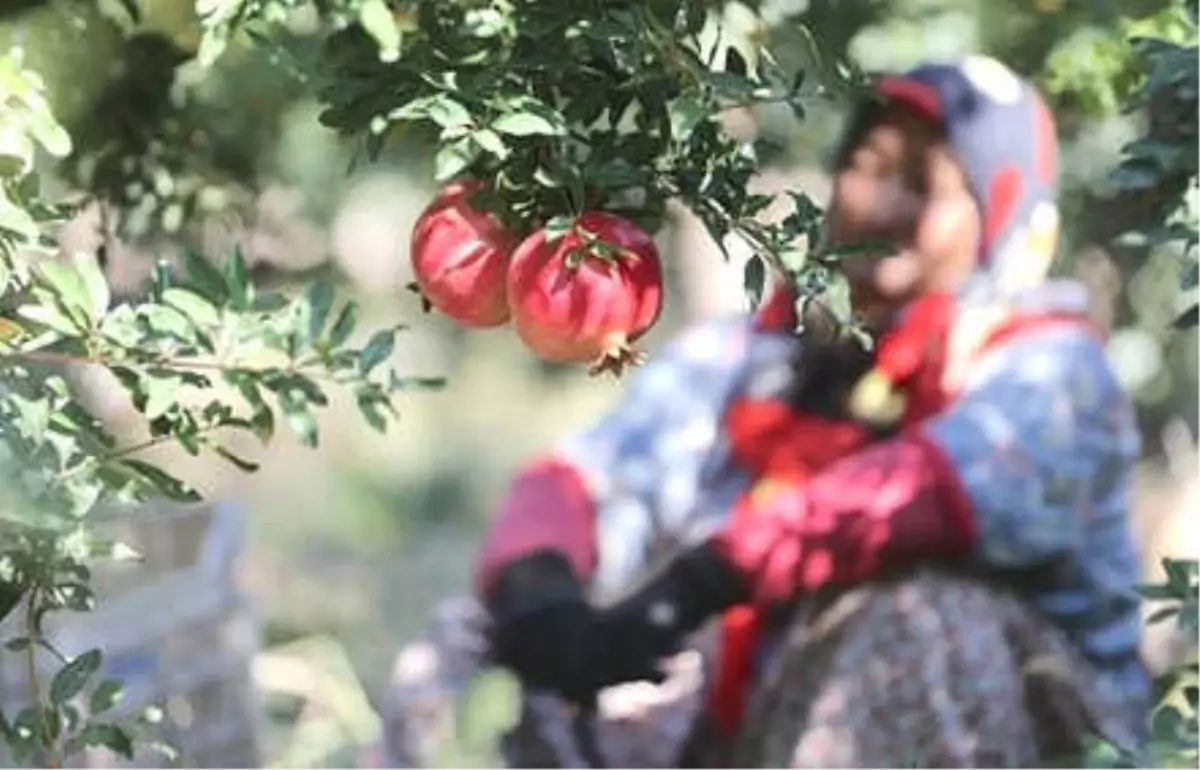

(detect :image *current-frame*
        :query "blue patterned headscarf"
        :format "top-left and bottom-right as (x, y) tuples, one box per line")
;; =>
(841, 55), (1064, 298)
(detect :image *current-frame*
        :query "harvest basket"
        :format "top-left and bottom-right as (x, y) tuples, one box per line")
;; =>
(0, 499), (262, 768)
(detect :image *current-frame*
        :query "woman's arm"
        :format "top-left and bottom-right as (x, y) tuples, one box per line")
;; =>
(475, 318), (795, 599)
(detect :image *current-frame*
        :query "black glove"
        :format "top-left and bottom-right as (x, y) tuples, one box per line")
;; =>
(590, 540), (751, 673)
(486, 549), (663, 706)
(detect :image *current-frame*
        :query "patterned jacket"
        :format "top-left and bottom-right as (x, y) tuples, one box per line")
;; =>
(475, 56), (1150, 747)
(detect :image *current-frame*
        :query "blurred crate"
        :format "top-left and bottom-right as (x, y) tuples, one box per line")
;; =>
(0, 499), (263, 769)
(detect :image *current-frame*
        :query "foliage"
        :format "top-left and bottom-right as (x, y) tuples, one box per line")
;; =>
(202, 0), (866, 315)
(1104, 6), (1199, 328)
(0, 45), (441, 766)
(1141, 559), (1200, 768)
(0, 0), (1198, 766)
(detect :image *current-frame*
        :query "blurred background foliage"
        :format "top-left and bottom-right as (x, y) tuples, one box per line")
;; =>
(0, 0), (1197, 765)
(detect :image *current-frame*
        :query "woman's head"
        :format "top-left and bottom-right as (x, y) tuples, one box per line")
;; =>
(828, 101), (981, 328)
(824, 57), (1062, 330)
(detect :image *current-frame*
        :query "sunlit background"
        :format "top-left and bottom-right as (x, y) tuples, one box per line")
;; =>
(2, 0), (1197, 766)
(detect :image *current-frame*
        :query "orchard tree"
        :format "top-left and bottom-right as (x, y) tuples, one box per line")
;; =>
(0, 44), (438, 766)
(0, 0), (1196, 766)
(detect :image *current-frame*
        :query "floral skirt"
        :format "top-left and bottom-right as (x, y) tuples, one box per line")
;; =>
(376, 567), (1141, 768)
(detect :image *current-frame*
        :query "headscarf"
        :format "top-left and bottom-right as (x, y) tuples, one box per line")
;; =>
(837, 55), (1064, 298)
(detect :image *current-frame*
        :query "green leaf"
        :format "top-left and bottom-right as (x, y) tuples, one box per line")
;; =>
(118, 459), (202, 502)
(725, 46), (749, 77)
(1147, 606), (1179, 625)
(1186, 685), (1198, 711)
(145, 740), (180, 764)
(58, 582), (95, 611)
(1139, 583), (1176, 600)
(668, 93), (713, 143)
(77, 723), (134, 760)
(471, 128), (509, 159)
(391, 95), (473, 129)
(250, 404), (275, 444)
(329, 301), (359, 347)
(89, 679), (125, 715)
(1152, 704), (1184, 739)
(358, 0), (402, 62)
(11, 706), (45, 763)
(542, 215), (575, 243)
(0, 581), (24, 624)
(435, 137), (481, 182)
(390, 374), (447, 391)
(74, 253), (111, 321)
(224, 248), (252, 310)
(38, 261), (90, 319)
(675, 1), (707, 34)
(142, 375), (181, 421)
(50, 649), (101, 705)
(26, 109), (72, 158)
(356, 391), (389, 433)
(306, 279), (336, 343)
(359, 329), (396, 373)
(1178, 601), (1198, 632)
(743, 256), (766, 308)
(212, 444), (260, 473)
(280, 394), (319, 448)
(17, 301), (81, 336)
(0, 196), (39, 242)
(162, 288), (220, 327)
(181, 250), (229, 303)
(491, 112), (563, 137)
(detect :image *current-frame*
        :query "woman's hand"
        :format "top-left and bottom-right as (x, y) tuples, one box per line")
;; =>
(486, 550), (670, 706)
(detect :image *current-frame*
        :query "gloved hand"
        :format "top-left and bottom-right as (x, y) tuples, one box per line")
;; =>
(584, 541), (751, 684)
(485, 549), (666, 706)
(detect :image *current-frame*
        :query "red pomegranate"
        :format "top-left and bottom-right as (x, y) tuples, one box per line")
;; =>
(508, 211), (663, 376)
(410, 181), (517, 328)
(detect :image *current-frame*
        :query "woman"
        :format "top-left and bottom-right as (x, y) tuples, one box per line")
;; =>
(390, 56), (1149, 768)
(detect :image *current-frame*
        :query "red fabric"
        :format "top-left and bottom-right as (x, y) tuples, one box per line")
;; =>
(474, 456), (599, 597)
(711, 431), (978, 607)
(983, 165), (1023, 257)
(710, 307), (1099, 611)
(711, 401), (874, 734)
(874, 292), (955, 384)
(753, 283), (799, 332)
(726, 399), (875, 478)
(873, 300), (1098, 428)
(978, 310), (1100, 354)
(877, 76), (944, 120)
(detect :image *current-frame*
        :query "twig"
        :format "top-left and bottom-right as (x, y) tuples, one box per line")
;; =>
(0, 346), (352, 387)
(24, 590), (62, 769)
(53, 428), (222, 483)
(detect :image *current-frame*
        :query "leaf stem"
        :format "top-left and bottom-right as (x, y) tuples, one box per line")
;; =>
(55, 426), (224, 483)
(24, 590), (62, 769)
(0, 346), (353, 387)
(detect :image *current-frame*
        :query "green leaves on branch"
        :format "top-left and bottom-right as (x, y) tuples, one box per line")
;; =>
(1, 624), (136, 765)
(0, 240), (443, 760)
(1106, 7), (1198, 327)
(6, 247), (443, 489)
(0, 51), (75, 291)
(314, 0), (838, 309)
(1133, 558), (1199, 768)
(0, 66), (441, 756)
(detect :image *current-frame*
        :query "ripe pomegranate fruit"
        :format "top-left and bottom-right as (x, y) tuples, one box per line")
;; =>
(507, 211), (663, 376)
(410, 181), (517, 328)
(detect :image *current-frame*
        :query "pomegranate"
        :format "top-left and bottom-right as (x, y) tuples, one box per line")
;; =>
(507, 211), (663, 376)
(409, 180), (517, 328)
